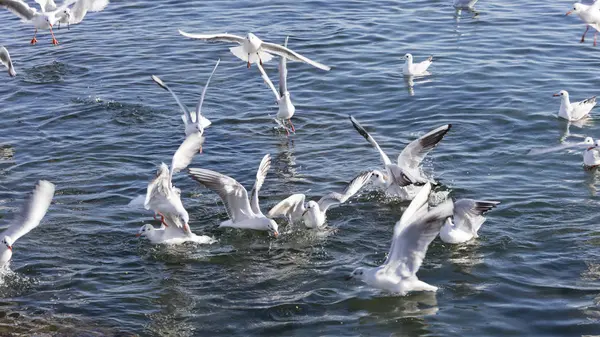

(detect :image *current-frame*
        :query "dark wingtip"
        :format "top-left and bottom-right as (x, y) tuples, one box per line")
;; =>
(349, 116), (370, 141)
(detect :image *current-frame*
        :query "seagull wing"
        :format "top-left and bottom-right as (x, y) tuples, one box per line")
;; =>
(452, 199), (500, 235)
(349, 115), (392, 167)
(0, 0), (37, 21)
(178, 31), (246, 45)
(527, 140), (594, 155)
(279, 36), (289, 95)
(267, 193), (306, 221)
(188, 168), (255, 222)
(34, 0), (56, 12)
(261, 41), (330, 71)
(256, 62), (280, 100)
(151, 75), (193, 125)
(317, 171), (372, 212)
(249, 154), (271, 215)
(0, 46), (16, 77)
(2, 180), (55, 244)
(170, 132), (204, 182)
(397, 124), (452, 170)
(194, 59), (220, 126)
(386, 200), (453, 278)
(144, 163), (170, 210)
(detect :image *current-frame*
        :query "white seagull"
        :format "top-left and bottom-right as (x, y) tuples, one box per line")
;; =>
(554, 90), (596, 121)
(256, 36), (297, 135)
(0, 180), (55, 268)
(152, 59), (219, 138)
(346, 183), (453, 295)
(528, 136), (600, 167)
(0, 46), (16, 77)
(440, 199), (500, 244)
(402, 53), (433, 76)
(178, 31), (331, 71)
(35, 0), (109, 31)
(188, 154), (279, 236)
(350, 115), (451, 200)
(566, 1), (600, 46)
(267, 171), (373, 229)
(144, 132), (204, 234)
(136, 212), (216, 245)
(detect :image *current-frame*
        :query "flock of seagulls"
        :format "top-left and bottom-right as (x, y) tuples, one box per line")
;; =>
(0, 0), (597, 297)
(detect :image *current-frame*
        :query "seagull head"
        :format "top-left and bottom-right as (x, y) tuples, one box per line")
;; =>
(267, 219), (279, 238)
(566, 3), (583, 16)
(369, 170), (388, 188)
(136, 224), (154, 237)
(403, 53), (413, 63)
(346, 267), (366, 281)
(2, 236), (13, 251)
(301, 200), (319, 217)
(246, 33), (261, 46)
(553, 90), (569, 100)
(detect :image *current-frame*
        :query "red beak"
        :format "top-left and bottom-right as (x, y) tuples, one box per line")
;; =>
(553, 93), (560, 97)
(566, 10), (572, 16)
(7, 246), (12, 251)
(135, 233), (141, 237)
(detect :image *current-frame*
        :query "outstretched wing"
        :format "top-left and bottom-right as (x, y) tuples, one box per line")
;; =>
(261, 41), (330, 71)
(0, 46), (16, 77)
(256, 62), (280, 101)
(152, 75), (193, 125)
(527, 138), (594, 155)
(249, 154), (271, 215)
(0, 0), (37, 21)
(2, 180), (55, 243)
(67, 0), (109, 24)
(317, 171), (372, 212)
(267, 193), (306, 221)
(349, 115), (392, 167)
(170, 132), (204, 182)
(188, 168), (255, 222)
(279, 36), (289, 95)
(397, 124), (451, 170)
(453, 199), (500, 235)
(178, 31), (246, 44)
(34, 0), (56, 12)
(195, 59), (220, 126)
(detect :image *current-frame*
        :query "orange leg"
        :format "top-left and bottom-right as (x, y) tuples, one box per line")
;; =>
(581, 26), (589, 43)
(153, 212), (169, 227)
(50, 26), (59, 45)
(247, 54), (251, 69)
(288, 119), (295, 133)
(31, 29), (38, 45)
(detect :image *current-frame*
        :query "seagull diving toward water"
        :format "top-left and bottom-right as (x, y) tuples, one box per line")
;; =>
(256, 36), (297, 135)
(554, 90), (596, 121)
(144, 132), (204, 234)
(0, 180), (55, 268)
(152, 59), (219, 139)
(188, 154), (279, 237)
(178, 31), (331, 71)
(0, 46), (16, 77)
(346, 183), (454, 295)
(566, 0), (600, 46)
(440, 199), (500, 244)
(402, 53), (433, 76)
(267, 171), (373, 229)
(349, 115), (451, 200)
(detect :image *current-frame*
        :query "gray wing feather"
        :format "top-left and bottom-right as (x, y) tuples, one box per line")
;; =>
(317, 171), (372, 212)
(453, 199), (500, 235)
(178, 31), (246, 44)
(397, 124), (452, 170)
(0, 0), (36, 20)
(250, 154), (271, 215)
(261, 41), (330, 71)
(3, 180), (55, 243)
(0, 46), (16, 77)
(349, 115), (392, 167)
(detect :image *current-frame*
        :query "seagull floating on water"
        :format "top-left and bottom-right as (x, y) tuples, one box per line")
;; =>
(0, 46), (16, 77)
(350, 115), (451, 200)
(554, 90), (596, 121)
(188, 154), (279, 237)
(528, 136), (600, 168)
(346, 183), (453, 295)
(566, 1), (600, 46)
(256, 36), (297, 136)
(144, 132), (204, 233)
(152, 59), (219, 138)
(0, 180), (55, 268)
(178, 31), (331, 71)
(136, 212), (216, 245)
(267, 171), (372, 229)
(440, 199), (500, 244)
(402, 53), (433, 76)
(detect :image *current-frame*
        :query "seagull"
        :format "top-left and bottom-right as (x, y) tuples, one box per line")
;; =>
(554, 90), (596, 121)
(35, 0), (109, 30)
(136, 213), (216, 245)
(256, 36), (297, 136)
(0, 46), (16, 77)
(144, 132), (204, 234)
(178, 31), (331, 71)
(152, 59), (219, 138)
(402, 53), (433, 76)
(440, 199), (500, 244)
(267, 171), (373, 229)
(346, 183), (454, 295)
(527, 136), (600, 167)
(188, 154), (279, 236)
(0, 0), (61, 44)
(349, 115), (451, 200)
(566, 1), (600, 46)
(0, 180), (55, 268)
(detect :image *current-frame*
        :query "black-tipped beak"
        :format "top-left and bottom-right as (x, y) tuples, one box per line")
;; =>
(344, 275), (353, 281)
